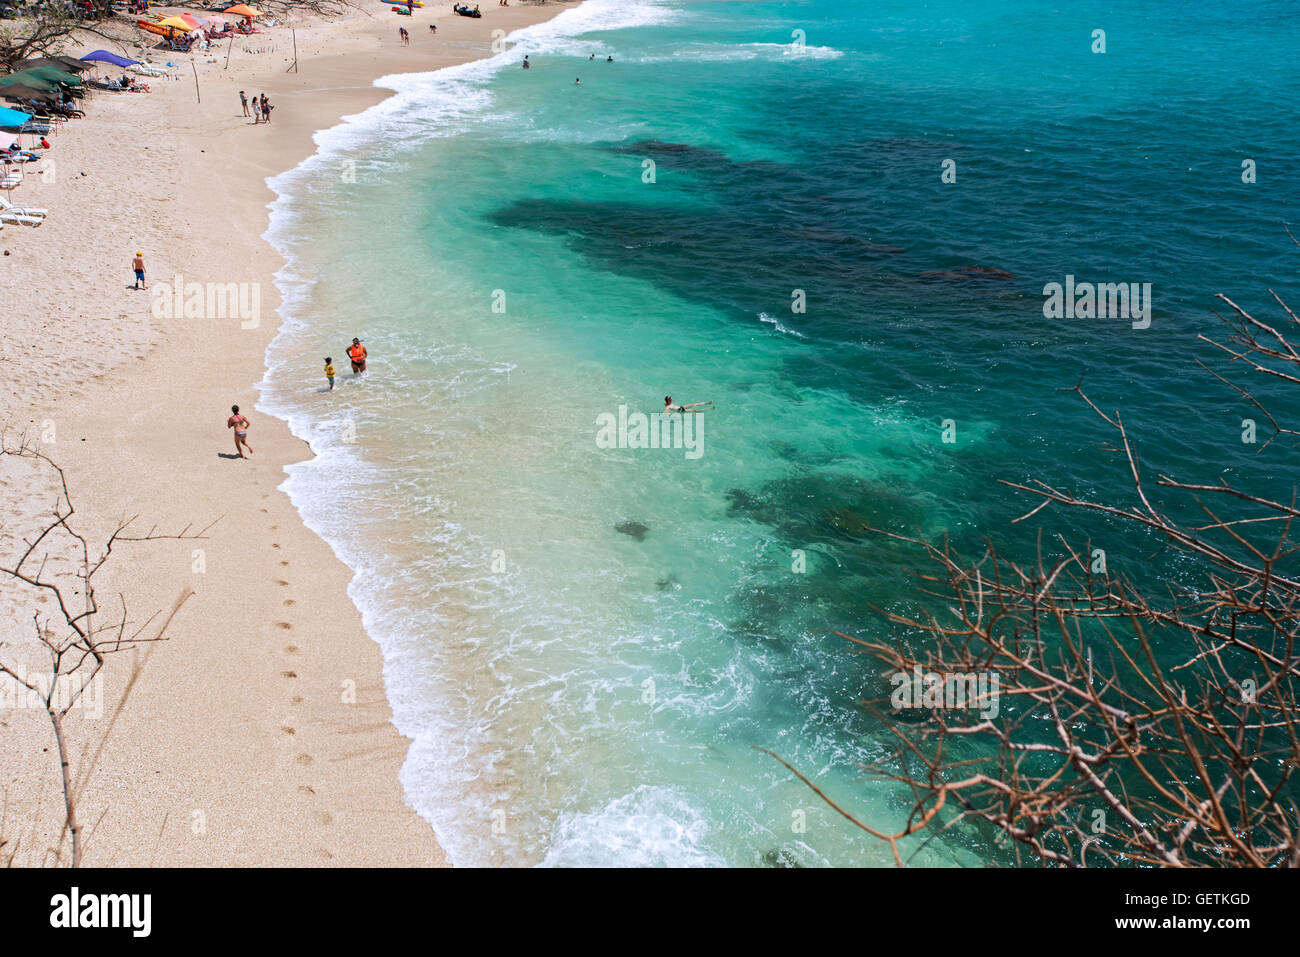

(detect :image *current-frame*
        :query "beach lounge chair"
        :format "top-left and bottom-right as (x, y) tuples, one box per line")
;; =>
(0, 208), (42, 226)
(0, 197), (47, 219)
(0, 168), (22, 189)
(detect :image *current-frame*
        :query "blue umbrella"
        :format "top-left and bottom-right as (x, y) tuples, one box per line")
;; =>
(78, 50), (140, 67)
(0, 105), (34, 131)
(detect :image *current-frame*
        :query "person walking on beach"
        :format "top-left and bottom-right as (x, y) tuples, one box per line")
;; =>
(324, 356), (336, 391)
(239, 89), (250, 117)
(261, 94), (272, 123)
(132, 250), (146, 290)
(227, 404), (253, 458)
(347, 338), (367, 374)
(664, 396), (713, 415)
(399, 26), (409, 45)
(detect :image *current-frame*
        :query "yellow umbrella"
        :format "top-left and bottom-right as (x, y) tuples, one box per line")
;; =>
(157, 15), (194, 31)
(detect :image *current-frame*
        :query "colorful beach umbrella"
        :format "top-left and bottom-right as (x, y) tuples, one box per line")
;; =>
(223, 4), (263, 17)
(157, 16), (195, 32)
(178, 13), (205, 29)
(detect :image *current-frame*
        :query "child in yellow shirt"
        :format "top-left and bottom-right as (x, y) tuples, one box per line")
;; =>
(324, 357), (335, 391)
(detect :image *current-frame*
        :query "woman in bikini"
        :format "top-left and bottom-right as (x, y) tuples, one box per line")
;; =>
(228, 404), (254, 458)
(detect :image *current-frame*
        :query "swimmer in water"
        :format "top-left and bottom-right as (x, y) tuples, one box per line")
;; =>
(664, 396), (714, 415)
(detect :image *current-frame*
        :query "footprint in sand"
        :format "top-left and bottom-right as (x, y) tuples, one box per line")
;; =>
(280, 560), (289, 567)
(272, 543), (281, 549)
(281, 670), (297, 679)
(298, 785), (315, 795)
(275, 622), (292, 630)
(285, 645), (299, 653)
(291, 696), (303, 705)
(281, 726), (296, 736)
(276, 579), (289, 586)
(296, 754), (313, 766)
(315, 811), (333, 826)
(259, 508), (269, 514)
(283, 599), (296, 606)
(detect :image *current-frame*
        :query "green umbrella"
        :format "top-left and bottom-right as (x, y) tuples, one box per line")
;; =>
(0, 73), (62, 92)
(17, 65), (83, 86)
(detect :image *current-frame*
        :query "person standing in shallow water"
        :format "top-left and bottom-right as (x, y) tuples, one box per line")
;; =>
(228, 405), (253, 458)
(347, 338), (367, 374)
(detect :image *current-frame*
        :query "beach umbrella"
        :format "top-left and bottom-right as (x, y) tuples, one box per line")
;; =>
(79, 50), (140, 67)
(0, 106), (33, 131)
(178, 13), (205, 29)
(16, 57), (90, 73)
(206, 13), (231, 23)
(0, 85), (58, 104)
(157, 16), (194, 31)
(42, 56), (90, 73)
(54, 56), (93, 73)
(6, 66), (82, 86)
(0, 74), (61, 92)
(223, 4), (263, 17)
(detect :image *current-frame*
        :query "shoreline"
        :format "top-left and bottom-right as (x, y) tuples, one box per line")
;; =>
(1, 0), (580, 866)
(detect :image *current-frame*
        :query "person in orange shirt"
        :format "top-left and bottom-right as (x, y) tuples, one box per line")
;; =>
(347, 338), (367, 374)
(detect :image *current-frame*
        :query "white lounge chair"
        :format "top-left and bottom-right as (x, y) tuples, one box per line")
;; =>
(0, 169), (23, 189)
(0, 211), (41, 226)
(0, 197), (47, 219)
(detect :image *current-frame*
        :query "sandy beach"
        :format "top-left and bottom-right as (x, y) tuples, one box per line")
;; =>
(1, 0), (579, 867)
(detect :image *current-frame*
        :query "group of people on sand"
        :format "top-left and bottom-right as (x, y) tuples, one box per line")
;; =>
(240, 90), (274, 123)
(224, 339), (366, 460)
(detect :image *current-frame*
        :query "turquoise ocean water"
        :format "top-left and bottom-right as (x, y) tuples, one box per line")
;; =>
(260, 0), (1300, 866)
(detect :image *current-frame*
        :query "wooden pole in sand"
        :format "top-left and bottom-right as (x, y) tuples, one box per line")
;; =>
(288, 28), (299, 73)
(191, 61), (200, 103)
(225, 33), (235, 70)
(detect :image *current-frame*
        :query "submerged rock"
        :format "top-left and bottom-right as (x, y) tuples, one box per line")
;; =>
(761, 847), (804, 868)
(917, 265), (1015, 282)
(616, 521), (649, 541)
